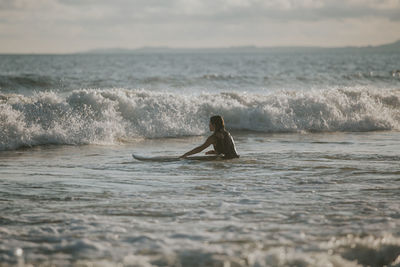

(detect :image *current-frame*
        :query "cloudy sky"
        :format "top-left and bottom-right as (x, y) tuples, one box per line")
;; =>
(0, 0), (399, 53)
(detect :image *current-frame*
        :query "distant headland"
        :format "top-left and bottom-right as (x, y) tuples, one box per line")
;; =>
(83, 40), (400, 54)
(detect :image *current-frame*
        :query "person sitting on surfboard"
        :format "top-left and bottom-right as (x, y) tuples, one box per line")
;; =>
(180, 115), (239, 159)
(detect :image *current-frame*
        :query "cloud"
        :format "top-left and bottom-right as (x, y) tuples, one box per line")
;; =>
(2, 0), (400, 24)
(0, 0), (399, 53)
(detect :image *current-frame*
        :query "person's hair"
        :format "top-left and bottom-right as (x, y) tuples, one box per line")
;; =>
(210, 115), (225, 132)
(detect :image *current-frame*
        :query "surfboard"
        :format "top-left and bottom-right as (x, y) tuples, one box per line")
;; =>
(132, 154), (220, 162)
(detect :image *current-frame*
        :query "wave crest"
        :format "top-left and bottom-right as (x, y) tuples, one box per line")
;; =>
(1, 88), (399, 150)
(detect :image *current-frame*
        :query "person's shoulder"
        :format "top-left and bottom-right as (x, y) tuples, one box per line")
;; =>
(223, 129), (232, 137)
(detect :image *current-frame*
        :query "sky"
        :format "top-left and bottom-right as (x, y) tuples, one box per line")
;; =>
(0, 0), (400, 53)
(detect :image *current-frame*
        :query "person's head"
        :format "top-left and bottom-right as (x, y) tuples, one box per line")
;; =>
(209, 115), (225, 132)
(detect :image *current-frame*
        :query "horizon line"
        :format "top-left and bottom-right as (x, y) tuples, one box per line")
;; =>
(1, 40), (399, 55)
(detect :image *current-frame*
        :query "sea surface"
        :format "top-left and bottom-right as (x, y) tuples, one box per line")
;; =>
(0, 51), (400, 266)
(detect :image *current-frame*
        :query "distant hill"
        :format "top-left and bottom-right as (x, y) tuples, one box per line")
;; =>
(335, 40), (400, 52)
(370, 40), (400, 51)
(83, 40), (400, 54)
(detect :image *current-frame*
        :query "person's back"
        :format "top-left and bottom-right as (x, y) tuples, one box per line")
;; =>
(180, 115), (239, 159)
(213, 129), (239, 159)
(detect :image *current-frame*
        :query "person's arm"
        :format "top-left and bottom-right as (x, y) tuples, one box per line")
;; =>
(180, 136), (215, 158)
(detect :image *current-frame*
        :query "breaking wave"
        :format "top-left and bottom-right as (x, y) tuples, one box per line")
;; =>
(1, 87), (400, 150)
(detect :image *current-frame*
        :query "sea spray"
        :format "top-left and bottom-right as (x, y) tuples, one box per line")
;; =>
(1, 88), (399, 150)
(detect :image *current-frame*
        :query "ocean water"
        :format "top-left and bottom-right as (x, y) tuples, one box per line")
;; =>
(0, 52), (400, 266)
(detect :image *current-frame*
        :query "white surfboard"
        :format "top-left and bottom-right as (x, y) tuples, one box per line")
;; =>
(132, 154), (220, 162)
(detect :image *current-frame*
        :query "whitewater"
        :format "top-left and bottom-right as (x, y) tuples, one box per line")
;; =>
(0, 52), (399, 266)
(2, 87), (400, 151)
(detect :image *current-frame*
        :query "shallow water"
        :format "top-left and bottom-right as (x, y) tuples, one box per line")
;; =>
(1, 132), (399, 266)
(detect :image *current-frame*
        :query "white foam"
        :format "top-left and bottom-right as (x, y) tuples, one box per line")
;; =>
(1, 87), (399, 150)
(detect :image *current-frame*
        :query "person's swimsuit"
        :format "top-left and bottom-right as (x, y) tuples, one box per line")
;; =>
(212, 129), (239, 159)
